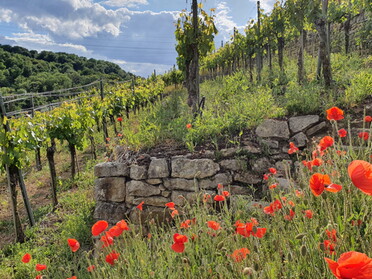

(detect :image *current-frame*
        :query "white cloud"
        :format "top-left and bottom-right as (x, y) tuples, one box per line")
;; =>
(0, 8), (13, 23)
(112, 59), (172, 76)
(249, 0), (276, 12)
(214, 2), (245, 42)
(102, 0), (148, 8)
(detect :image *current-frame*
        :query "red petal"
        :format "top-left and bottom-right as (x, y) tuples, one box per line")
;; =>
(92, 220), (108, 236)
(171, 243), (185, 253)
(325, 184), (342, 193)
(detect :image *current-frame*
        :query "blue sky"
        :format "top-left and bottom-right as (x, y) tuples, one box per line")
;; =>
(0, 0), (275, 77)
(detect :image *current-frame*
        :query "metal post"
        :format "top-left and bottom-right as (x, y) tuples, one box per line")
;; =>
(0, 95), (35, 226)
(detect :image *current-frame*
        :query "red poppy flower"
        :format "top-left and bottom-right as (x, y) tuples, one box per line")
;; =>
(35, 275), (42, 279)
(165, 202), (175, 209)
(136, 201), (144, 211)
(180, 219), (191, 229)
(304, 210), (313, 219)
(117, 133), (122, 137)
(288, 142), (299, 154)
(263, 199), (282, 215)
(325, 251), (372, 279)
(269, 183), (278, 189)
(92, 220), (108, 236)
(235, 221), (266, 238)
(309, 173), (342, 196)
(214, 195), (225, 202)
(117, 117), (123, 122)
(22, 253), (31, 263)
(171, 209), (179, 218)
(312, 158), (323, 167)
(207, 221), (221, 230)
(222, 191), (230, 197)
(105, 251), (120, 266)
(171, 233), (188, 253)
(263, 174), (269, 180)
(364, 116), (372, 122)
(326, 107), (344, 121)
(217, 183), (223, 189)
(326, 229), (337, 242)
(295, 190), (304, 197)
(35, 264), (47, 271)
(186, 123), (192, 129)
(87, 265), (95, 272)
(67, 238), (80, 252)
(318, 136), (334, 151)
(203, 193), (211, 202)
(269, 168), (277, 174)
(348, 160), (372, 195)
(323, 240), (336, 255)
(284, 209), (295, 221)
(67, 276), (77, 279)
(117, 219), (129, 231)
(100, 232), (114, 248)
(358, 132), (369, 141)
(338, 128), (347, 138)
(230, 248), (250, 262)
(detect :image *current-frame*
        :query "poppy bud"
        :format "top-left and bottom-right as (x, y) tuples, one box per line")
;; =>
(287, 252), (293, 261)
(243, 267), (254, 275)
(295, 233), (306, 240)
(300, 245), (307, 256)
(182, 257), (190, 265)
(217, 241), (224, 250)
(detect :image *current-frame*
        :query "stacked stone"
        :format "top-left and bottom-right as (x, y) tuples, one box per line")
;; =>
(94, 115), (327, 224)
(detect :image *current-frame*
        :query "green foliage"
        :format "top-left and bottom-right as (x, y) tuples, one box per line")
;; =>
(345, 71), (372, 105)
(0, 44), (134, 94)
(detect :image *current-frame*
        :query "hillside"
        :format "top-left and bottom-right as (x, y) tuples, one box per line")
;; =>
(0, 44), (134, 94)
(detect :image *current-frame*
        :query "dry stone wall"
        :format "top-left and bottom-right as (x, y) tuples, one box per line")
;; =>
(94, 115), (328, 224)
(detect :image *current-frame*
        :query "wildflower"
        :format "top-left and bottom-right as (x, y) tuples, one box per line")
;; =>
(35, 264), (47, 271)
(222, 191), (230, 197)
(264, 199), (282, 215)
(136, 201), (144, 211)
(235, 221), (266, 238)
(180, 219), (191, 229)
(87, 265), (95, 272)
(263, 174), (269, 180)
(203, 193), (211, 203)
(165, 202), (175, 209)
(92, 220), (108, 236)
(171, 209), (179, 218)
(217, 183), (223, 189)
(284, 209), (295, 221)
(171, 233), (188, 253)
(186, 123), (192, 129)
(351, 219), (363, 226)
(105, 251), (120, 266)
(338, 128), (347, 138)
(309, 173), (342, 196)
(323, 240), (336, 255)
(269, 168), (277, 174)
(326, 107), (344, 121)
(67, 238), (80, 252)
(358, 132), (369, 141)
(269, 183), (278, 189)
(67, 277), (77, 279)
(117, 133), (122, 137)
(230, 248), (250, 263)
(288, 142), (299, 154)
(295, 190), (304, 198)
(22, 253), (31, 263)
(117, 116), (123, 122)
(326, 229), (337, 242)
(35, 276), (42, 279)
(116, 220), (129, 231)
(214, 195), (225, 202)
(318, 136), (334, 151)
(304, 210), (313, 219)
(100, 232), (114, 248)
(325, 251), (372, 279)
(364, 115), (372, 122)
(207, 221), (221, 231)
(348, 160), (372, 195)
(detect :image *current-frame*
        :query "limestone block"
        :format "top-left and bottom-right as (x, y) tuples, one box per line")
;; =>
(130, 165), (148, 180)
(171, 191), (200, 206)
(229, 185), (252, 196)
(233, 172), (261, 184)
(146, 179), (162, 185)
(171, 158), (220, 179)
(163, 178), (198, 191)
(94, 162), (129, 177)
(306, 121), (327, 136)
(132, 196), (170, 207)
(148, 158), (169, 178)
(288, 115), (319, 134)
(251, 157), (271, 173)
(199, 173), (233, 190)
(255, 120), (290, 139)
(95, 177), (126, 202)
(220, 159), (247, 171)
(127, 180), (161, 197)
(290, 132), (308, 148)
(93, 202), (127, 224)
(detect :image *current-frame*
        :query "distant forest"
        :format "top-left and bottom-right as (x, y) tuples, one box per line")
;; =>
(0, 44), (134, 94)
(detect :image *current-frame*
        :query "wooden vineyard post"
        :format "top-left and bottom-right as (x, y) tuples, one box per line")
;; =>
(31, 94), (42, 171)
(0, 95), (35, 241)
(100, 80), (109, 143)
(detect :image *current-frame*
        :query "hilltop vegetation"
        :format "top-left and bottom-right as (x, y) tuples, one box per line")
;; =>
(0, 44), (134, 94)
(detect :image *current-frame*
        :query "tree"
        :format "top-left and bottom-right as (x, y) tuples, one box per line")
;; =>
(175, 1), (217, 114)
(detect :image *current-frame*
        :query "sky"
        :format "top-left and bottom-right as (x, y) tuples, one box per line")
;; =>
(0, 0), (275, 77)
